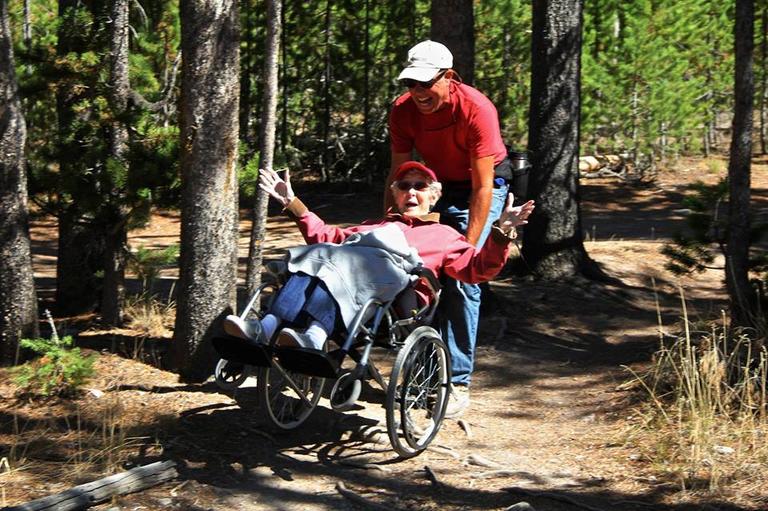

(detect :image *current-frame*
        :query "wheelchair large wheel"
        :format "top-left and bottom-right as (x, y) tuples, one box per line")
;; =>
(258, 362), (325, 430)
(385, 326), (450, 458)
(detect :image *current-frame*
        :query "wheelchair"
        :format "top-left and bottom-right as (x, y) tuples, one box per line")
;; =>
(211, 262), (451, 459)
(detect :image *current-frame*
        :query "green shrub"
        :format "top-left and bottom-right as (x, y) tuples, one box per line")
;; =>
(13, 335), (96, 398)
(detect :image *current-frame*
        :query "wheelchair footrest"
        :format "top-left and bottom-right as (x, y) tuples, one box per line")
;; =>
(212, 335), (272, 367)
(274, 347), (342, 379)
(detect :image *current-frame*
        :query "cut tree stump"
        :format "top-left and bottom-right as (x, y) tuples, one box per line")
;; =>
(2, 460), (178, 511)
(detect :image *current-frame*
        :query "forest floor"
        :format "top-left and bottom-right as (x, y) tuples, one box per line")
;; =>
(2, 156), (768, 510)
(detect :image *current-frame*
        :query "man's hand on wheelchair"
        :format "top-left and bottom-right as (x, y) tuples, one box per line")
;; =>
(498, 194), (535, 237)
(259, 168), (295, 207)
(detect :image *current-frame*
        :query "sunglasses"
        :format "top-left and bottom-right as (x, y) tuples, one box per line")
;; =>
(401, 70), (446, 89)
(392, 180), (430, 192)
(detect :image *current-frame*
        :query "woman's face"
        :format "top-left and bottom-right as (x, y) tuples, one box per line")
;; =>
(392, 170), (438, 217)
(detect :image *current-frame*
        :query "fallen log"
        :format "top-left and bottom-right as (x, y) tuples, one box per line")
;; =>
(2, 460), (178, 511)
(579, 154), (630, 179)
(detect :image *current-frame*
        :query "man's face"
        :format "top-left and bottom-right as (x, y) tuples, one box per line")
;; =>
(404, 70), (450, 115)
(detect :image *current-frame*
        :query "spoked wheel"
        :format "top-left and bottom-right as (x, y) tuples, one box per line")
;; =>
(214, 359), (251, 390)
(386, 326), (450, 458)
(258, 362), (325, 430)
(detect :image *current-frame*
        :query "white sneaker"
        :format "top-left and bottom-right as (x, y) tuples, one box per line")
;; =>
(223, 315), (264, 343)
(276, 328), (323, 350)
(445, 384), (470, 418)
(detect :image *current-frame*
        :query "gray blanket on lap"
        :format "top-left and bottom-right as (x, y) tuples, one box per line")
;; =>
(287, 223), (423, 327)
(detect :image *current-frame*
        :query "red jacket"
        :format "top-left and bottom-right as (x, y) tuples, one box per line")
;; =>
(285, 198), (513, 286)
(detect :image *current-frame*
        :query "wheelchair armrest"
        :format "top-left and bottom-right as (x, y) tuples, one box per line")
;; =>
(410, 265), (441, 298)
(391, 266), (441, 327)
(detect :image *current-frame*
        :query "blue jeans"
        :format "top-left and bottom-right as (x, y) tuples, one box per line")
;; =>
(433, 183), (508, 385)
(270, 272), (339, 334)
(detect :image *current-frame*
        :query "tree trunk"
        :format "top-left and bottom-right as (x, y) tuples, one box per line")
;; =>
(102, 0), (131, 327)
(363, 0), (372, 184)
(55, 0), (103, 316)
(0, 0), (39, 365)
(321, 0), (331, 181)
(430, 0), (474, 85)
(761, 1), (767, 154)
(726, 0), (755, 329)
(239, 0), (254, 152)
(56, 212), (104, 316)
(279, 1), (288, 153)
(22, 0), (30, 45)
(172, 0), (240, 382)
(522, 0), (591, 280)
(246, 0), (282, 296)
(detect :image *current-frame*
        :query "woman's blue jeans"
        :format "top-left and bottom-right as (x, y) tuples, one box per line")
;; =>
(270, 272), (339, 335)
(433, 183), (508, 386)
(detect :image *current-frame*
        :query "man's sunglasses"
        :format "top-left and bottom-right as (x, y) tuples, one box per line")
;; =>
(392, 180), (430, 192)
(401, 70), (446, 89)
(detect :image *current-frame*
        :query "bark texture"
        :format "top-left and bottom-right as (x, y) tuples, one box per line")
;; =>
(726, 0), (755, 328)
(101, 0), (131, 326)
(522, 0), (589, 280)
(0, 0), (39, 365)
(172, 0), (240, 381)
(246, 0), (282, 296)
(430, 0), (475, 85)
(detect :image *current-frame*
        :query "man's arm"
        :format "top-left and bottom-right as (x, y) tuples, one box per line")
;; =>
(466, 155), (496, 246)
(384, 150), (412, 212)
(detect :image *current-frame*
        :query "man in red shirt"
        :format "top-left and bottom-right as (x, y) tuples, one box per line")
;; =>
(386, 40), (514, 417)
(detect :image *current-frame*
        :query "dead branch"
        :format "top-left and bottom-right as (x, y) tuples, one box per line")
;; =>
(427, 444), (461, 459)
(335, 482), (396, 511)
(505, 487), (607, 511)
(423, 465), (441, 487)
(457, 419), (473, 439)
(337, 460), (392, 473)
(466, 453), (503, 469)
(4, 460), (177, 511)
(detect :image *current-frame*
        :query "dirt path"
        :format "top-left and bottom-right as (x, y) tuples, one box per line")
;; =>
(4, 160), (767, 510)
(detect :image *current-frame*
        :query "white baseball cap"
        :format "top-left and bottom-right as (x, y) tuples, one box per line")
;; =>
(397, 40), (453, 82)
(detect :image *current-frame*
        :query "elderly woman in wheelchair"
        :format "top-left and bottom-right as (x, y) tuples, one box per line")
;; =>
(212, 161), (534, 457)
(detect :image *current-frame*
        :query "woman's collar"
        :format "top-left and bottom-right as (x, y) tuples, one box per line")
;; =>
(386, 209), (440, 223)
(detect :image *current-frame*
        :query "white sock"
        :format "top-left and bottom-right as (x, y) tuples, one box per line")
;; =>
(261, 314), (279, 340)
(304, 321), (329, 350)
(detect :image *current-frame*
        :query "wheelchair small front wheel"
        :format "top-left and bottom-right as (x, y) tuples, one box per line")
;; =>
(214, 359), (251, 390)
(386, 326), (450, 458)
(330, 370), (362, 412)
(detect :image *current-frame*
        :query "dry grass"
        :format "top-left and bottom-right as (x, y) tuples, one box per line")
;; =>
(624, 289), (768, 496)
(123, 294), (175, 339)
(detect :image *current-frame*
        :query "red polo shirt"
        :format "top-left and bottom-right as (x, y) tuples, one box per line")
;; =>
(389, 82), (507, 182)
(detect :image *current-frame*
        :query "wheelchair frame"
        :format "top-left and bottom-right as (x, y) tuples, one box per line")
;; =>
(212, 265), (451, 458)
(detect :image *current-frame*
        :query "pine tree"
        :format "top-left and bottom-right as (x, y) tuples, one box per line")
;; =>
(0, 0), (38, 365)
(171, 0), (240, 381)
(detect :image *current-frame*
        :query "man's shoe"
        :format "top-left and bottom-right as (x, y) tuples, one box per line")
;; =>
(276, 328), (321, 350)
(445, 384), (470, 418)
(224, 315), (264, 343)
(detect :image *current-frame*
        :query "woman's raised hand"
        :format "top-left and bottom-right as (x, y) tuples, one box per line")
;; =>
(498, 194), (535, 236)
(258, 168), (295, 207)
